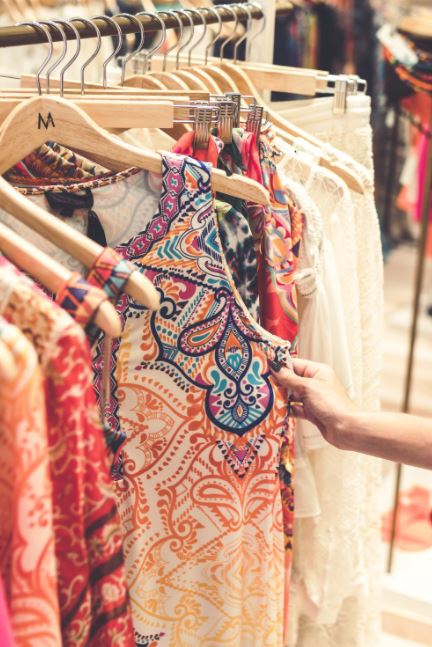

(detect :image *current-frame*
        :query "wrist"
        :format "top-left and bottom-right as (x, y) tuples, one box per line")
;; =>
(333, 409), (365, 451)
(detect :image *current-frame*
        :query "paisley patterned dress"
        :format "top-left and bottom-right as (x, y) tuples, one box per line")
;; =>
(101, 153), (294, 646)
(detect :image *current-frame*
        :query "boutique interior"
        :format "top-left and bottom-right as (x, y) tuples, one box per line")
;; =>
(0, 1), (431, 647)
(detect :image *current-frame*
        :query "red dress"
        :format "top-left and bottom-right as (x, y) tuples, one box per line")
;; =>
(0, 259), (135, 647)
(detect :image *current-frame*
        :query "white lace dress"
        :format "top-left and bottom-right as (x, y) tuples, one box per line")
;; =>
(276, 131), (383, 647)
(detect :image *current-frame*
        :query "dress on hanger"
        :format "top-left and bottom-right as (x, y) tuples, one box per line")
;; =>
(106, 152), (294, 646)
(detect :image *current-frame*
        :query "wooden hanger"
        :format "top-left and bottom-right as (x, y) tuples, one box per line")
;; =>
(146, 5), (364, 193)
(0, 174), (161, 311)
(160, 49), (364, 192)
(0, 221), (122, 338)
(150, 54), (327, 95)
(147, 55), (364, 193)
(0, 92), (269, 196)
(214, 63), (365, 192)
(1, 0), (22, 22)
(18, 75), (211, 101)
(0, 95), (201, 130)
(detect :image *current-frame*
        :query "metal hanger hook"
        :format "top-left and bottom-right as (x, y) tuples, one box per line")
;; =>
(52, 20), (81, 96)
(232, 4), (252, 64)
(116, 14), (145, 84)
(17, 21), (53, 95)
(202, 6), (223, 66)
(135, 12), (166, 74)
(218, 5), (239, 63)
(93, 15), (123, 88)
(183, 9), (207, 67)
(157, 11), (183, 73)
(69, 18), (101, 94)
(38, 21), (67, 94)
(173, 9), (194, 70)
(246, 1), (266, 59)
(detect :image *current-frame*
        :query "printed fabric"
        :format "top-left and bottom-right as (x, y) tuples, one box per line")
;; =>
(0, 317), (62, 647)
(87, 247), (135, 478)
(215, 198), (260, 321)
(219, 128), (303, 347)
(91, 152), (294, 646)
(4, 142), (108, 186)
(217, 128), (303, 640)
(172, 132), (260, 320)
(0, 260), (135, 647)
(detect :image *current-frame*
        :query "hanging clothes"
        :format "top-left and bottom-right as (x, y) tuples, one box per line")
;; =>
(272, 110), (383, 646)
(0, 151), (295, 646)
(173, 127), (303, 641)
(0, 261), (135, 647)
(0, 317), (61, 647)
(102, 153), (294, 646)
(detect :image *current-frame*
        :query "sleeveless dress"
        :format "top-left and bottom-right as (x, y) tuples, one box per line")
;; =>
(104, 152), (294, 646)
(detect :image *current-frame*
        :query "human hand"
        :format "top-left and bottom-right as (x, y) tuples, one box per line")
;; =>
(270, 359), (360, 449)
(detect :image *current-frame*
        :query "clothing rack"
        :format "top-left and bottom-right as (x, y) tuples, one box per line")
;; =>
(0, 4), (263, 47)
(0, 3), (269, 48)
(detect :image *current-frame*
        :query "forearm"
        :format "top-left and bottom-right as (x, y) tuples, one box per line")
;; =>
(339, 411), (432, 470)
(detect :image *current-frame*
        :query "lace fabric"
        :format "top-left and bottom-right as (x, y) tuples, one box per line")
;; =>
(277, 94), (374, 173)
(276, 132), (383, 647)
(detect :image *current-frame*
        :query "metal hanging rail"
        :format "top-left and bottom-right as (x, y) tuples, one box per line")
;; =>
(0, 3), (265, 48)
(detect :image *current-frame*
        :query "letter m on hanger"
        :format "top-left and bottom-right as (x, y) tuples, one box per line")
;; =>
(38, 112), (55, 130)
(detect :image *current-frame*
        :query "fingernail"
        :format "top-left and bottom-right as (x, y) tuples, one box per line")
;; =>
(269, 359), (281, 372)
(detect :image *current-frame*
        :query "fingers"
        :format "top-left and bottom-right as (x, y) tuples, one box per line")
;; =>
(289, 402), (306, 419)
(270, 365), (307, 401)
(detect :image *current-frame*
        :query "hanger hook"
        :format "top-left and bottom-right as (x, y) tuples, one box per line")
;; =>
(156, 11), (183, 73)
(135, 12), (166, 74)
(219, 5), (239, 63)
(232, 4), (251, 64)
(115, 14), (145, 84)
(183, 9), (207, 67)
(246, 1), (266, 60)
(92, 15), (123, 88)
(38, 21), (67, 94)
(69, 18), (101, 94)
(173, 9), (194, 70)
(202, 6), (223, 66)
(50, 19), (80, 97)
(18, 21), (53, 95)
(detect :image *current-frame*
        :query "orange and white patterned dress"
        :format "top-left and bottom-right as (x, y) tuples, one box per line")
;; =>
(93, 153), (295, 646)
